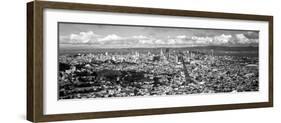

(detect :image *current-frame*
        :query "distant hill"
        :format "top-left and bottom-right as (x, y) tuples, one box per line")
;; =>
(59, 44), (258, 57)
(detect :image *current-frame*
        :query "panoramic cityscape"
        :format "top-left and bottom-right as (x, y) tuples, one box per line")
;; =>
(58, 23), (259, 100)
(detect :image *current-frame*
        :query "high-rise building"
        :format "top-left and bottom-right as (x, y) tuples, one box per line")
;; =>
(160, 48), (164, 56)
(111, 56), (116, 61)
(160, 49), (167, 62)
(135, 51), (139, 58)
(175, 55), (179, 63)
(165, 48), (170, 59)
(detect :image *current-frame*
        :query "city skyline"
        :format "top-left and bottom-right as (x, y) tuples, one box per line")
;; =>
(58, 23), (259, 99)
(58, 44), (259, 99)
(59, 23), (259, 48)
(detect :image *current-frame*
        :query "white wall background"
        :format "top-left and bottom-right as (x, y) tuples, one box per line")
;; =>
(0, 0), (280, 122)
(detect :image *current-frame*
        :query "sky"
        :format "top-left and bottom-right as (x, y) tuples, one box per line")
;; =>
(59, 22), (259, 48)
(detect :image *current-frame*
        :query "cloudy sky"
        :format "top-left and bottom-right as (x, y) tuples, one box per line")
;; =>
(59, 23), (259, 48)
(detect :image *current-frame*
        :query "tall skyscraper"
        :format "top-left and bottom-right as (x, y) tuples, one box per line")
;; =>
(165, 48), (170, 59)
(160, 49), (167, 62)
(160, 49), (164, 56)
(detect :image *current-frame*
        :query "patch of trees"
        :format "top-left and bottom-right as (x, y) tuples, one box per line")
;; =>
(59, 63), (70, 71)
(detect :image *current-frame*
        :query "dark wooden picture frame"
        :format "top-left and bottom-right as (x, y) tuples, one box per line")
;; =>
(27, 1), (273, 122)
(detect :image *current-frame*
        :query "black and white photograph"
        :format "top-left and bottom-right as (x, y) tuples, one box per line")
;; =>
(25, 1), (274, 122)
(58, 22), (259, 100)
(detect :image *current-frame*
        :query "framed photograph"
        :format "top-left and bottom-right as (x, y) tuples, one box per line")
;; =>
(27, 1), (273, 122)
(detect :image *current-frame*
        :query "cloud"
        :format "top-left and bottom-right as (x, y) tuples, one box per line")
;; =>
(235, 34), (249, 44)
(132, 35), (147, 39)
(167, 39), (177, 44)
(138, 39), (154, 44)
(97, 34), (123, 42)
(176, 35), (187, 39)
(70, 31), (99, 43)
(60, 31), (258, 47)
(235, 34), (258, 44)
(191, 36), (213, 44)
(59, 31), (100, 44)
(187, 33), (258, 46)
(213, 34), (232, 44)
(155, 39), (166, 44)
(243, 31), (259, 39)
